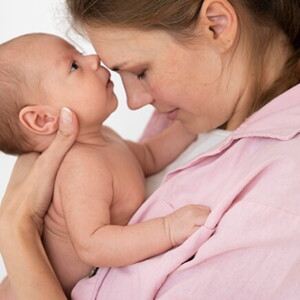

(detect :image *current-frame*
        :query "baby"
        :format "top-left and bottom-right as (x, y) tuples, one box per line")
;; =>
(0, 33), (210, 296)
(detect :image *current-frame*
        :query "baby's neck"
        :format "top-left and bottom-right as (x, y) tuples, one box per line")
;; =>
(32, 124), (111, 153)
(75, 125), (112, 147)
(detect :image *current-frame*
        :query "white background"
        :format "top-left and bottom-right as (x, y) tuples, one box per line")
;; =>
(0, 0), (153, 281)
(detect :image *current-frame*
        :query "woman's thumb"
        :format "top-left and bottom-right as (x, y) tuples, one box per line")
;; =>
(40, 107), (78, 167)
(56, 107), (78, 143)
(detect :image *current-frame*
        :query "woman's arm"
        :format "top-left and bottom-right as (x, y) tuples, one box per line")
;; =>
(0, 107), (78, 300)
(0, 214), (67, 300)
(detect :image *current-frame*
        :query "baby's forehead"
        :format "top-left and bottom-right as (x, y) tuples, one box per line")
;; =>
(1, 35), (53, 82)
(1, 34), (78, 85)
(4, 33), (72, 57)
(0, 34), (42, 65)
(0, 40), (28, 79)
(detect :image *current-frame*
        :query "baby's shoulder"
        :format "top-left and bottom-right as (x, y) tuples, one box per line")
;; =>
(101, 126), (125, 145)
(59, 143), (110, 174)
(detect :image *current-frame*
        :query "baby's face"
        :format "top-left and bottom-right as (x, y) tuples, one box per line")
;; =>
(30, 34), (118, 127)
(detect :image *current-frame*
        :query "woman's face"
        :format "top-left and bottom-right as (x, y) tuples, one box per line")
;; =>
(86, 27), (245, 133)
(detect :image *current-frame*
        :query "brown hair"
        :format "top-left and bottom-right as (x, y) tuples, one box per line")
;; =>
(0, 43), (32, 155)
(67, 0), (299, 116)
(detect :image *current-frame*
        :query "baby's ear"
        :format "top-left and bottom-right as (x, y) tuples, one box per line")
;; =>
(19, 105), (59, 135)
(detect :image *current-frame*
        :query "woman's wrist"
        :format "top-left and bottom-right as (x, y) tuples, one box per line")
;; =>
(0, 108), (78, 299)
(0, 211), (40, 248)
(0, 192), (44, 244)
(0, 214), (67, 300)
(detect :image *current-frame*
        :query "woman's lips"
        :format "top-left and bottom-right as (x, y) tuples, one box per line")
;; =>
(167, 108), (179, 120)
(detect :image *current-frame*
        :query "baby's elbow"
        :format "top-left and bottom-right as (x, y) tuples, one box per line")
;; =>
(76, 243), (128, 268)
(74, 240), (119, 267)
(74, 239), (99, 266)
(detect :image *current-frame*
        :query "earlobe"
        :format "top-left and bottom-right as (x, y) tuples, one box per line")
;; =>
(19, 105), (59, 135)
(200, 0), (238, 51)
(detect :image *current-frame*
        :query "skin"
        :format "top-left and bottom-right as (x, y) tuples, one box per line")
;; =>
(0, 0), (292, 298)
(0, 109), (78, 300)
(85, 0), (249, 133)
(10, 34), (118, 150)
(85, 0), (289, 133)
(1, 34), (210, 298)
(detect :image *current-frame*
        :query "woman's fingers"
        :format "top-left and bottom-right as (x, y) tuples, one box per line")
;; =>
(5, 107), (78, 192)
(28, 107), (78, 221)
(1, 107), (78, 234)
(37, 107), (78, 176)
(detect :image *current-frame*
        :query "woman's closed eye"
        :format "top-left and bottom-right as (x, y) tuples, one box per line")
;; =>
(137, 70), (146, 80)
(70, 62), (79, 72)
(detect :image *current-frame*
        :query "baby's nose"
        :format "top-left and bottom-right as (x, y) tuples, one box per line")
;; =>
(86, 54), (100, 70)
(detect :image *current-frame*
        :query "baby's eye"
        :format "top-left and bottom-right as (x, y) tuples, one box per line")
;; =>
(70, 62), (78, 72)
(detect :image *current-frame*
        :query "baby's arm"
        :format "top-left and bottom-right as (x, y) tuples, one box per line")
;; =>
(126, 120), (197, 176)
(74, 204), (209, 268)
(58, 148), (209, 269)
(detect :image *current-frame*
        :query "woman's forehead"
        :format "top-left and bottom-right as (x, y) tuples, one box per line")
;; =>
(85, 26), (171, 66)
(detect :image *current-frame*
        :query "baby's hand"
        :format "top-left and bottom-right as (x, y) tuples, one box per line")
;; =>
(164, 204), (210, 247)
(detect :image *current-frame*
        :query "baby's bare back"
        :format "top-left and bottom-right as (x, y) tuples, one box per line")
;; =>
(43, 128), (146, 296)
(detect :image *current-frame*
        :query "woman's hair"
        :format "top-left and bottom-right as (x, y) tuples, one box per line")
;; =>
(0, 44), (32, 155)
(67, 0), (300, 115)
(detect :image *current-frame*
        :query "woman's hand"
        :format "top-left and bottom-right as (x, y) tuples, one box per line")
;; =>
(0, 107), (78, 235)
(0, 107), (78, 300)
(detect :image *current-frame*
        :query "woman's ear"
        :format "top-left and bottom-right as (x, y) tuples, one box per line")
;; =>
(19, 105), (59, 135)
(199, 0), (238, 52)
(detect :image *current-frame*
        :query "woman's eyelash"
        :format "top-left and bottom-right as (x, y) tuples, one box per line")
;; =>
(70, 62), (79, 72)
(137, 71), (146, 80)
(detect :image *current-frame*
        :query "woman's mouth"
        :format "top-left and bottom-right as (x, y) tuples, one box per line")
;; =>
(167, 108), (179, 120)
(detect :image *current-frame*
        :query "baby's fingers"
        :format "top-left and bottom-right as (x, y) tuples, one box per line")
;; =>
(193, 205), (211, 226)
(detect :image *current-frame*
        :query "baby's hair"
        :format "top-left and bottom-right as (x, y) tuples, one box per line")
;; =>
(0, 42), (32, 155)
(66, 0), (299, 116)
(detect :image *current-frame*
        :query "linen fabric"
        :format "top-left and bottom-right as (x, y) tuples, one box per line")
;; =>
(72, 84), (300, 300)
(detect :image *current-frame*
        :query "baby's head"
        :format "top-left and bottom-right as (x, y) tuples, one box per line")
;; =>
(0, 33), (117, 155)
(0, 34), (38, 154)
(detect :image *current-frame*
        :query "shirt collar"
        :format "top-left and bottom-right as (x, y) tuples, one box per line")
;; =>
(232, 84), (300, 141)
(165, 84), (300, 177)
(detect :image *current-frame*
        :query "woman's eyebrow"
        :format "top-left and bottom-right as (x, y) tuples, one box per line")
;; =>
(111, 63), (146, 73)
(111, 61), (129, 71)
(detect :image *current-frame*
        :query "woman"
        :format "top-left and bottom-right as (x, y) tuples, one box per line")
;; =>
(1, 0), (299, 298)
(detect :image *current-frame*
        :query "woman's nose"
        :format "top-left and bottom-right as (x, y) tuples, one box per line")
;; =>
(84, 54), (100, 70)
(121, 74), (153, 110)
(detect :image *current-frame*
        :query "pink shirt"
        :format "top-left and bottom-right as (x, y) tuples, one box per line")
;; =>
(72, 84), (300, 299)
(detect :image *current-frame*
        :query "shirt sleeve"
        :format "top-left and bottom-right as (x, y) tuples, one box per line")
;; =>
(139, 110), (173, 142)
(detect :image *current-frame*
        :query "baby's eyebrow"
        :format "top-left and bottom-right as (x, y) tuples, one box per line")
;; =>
(56, 54), (71, 66)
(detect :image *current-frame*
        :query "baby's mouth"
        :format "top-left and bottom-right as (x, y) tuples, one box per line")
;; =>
(106, 77), (114, 87)
(167, 108), (179, 120)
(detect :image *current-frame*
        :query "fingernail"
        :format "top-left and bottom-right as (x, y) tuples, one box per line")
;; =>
(60, 107), (72, 125)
